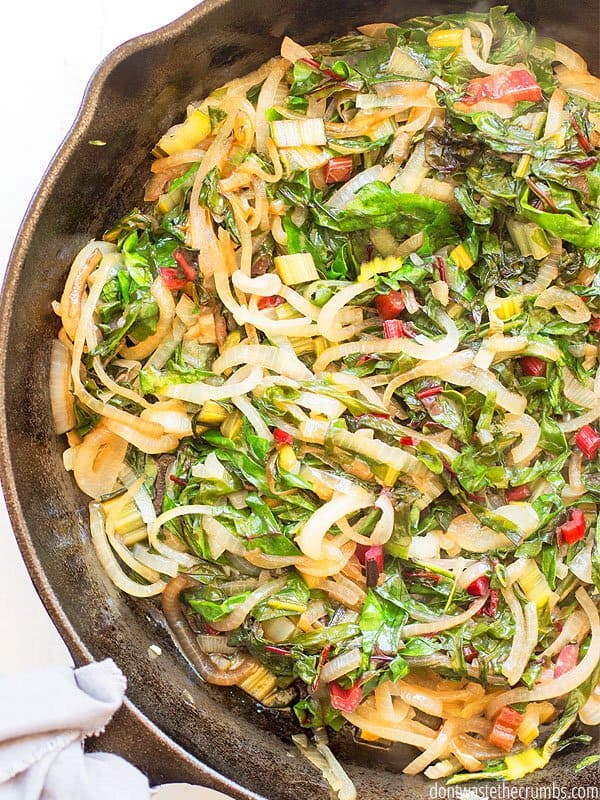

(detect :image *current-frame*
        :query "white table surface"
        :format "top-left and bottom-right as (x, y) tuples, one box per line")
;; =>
(0, 3), (233, 797)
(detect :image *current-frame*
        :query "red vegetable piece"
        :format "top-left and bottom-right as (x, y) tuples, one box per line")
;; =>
(355, 543), (384, 571)
(300, 57), (321, 70)
(265, 645), (292, 656)
(173, 248), (198, 281)
(520, 356), (546, 377)
(558, 156), (598, 170)
(467, 575), (490, 597)
(404, 570), (442, 584)
(273, 428), (294, 445)
(383, 319), (405, 339)
(575, 425), (600, 459)
(375, 291), (405, 320)
(204, 623), (220, 635)
(526, 177), (558, 211)
(462, 68), (542, 106)
(365, 560), (379, 588)
(159, 267), (187, 290)
(416, 385), (443, 400)
(482, 589), (499, 617)
(160, 249), (197, 290)
(354, 543), (369, 564)
(505, 484), (531, 502)
(365, 545), (384, 573)
(489, 706), (524, 752)
(434, 256), (447, 282)
(399, 436), (417, 446)
(299, 57), (345, 83)
(324, 156), (353, 184)
(463, 645), (478, 664)
(489, 706), (523, 751)
(312, 644), (331, 691)
(488, 725), (517, 753)
(570, 114), (592, 153)
(257, 295), (285, 310)
(590, 317), (600, 333)
(329, 681), (363, 713)
(554, 643), (579, 678)
(557, 507), (586, 545)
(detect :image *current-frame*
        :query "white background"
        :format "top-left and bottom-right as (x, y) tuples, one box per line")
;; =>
(0, 2), (230, 797)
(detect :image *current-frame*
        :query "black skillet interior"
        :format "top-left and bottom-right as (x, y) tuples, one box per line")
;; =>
(1, 1), (599, 798)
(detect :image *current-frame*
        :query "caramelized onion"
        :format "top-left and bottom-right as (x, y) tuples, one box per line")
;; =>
(123, 276), (176, 360)
(296, 540), (356, 578)
(255, 59), (289, 154)
(579, 683), (600, 726)
(59, 241), (116, 340)
(315, 310), (459, 373)
(49, 339), (76, 434)
(74, 424), (128, 499)
(280, 36), (313, 63)
(502, 589), (538, 685)
(487, 587), (600, 717)
(162, 575), (255, 685)
(535, 287), (591, 324)
(403, 719), (457, 775)
(89, 502), (165, 597)
(210, 577), (288, 631)
(402, 596), (488, 637)
(244, 550), (301, 569)
(461, 28), (504, 74)
(104, 416), (179, 455)
(320, 648), (362, 684)
(212, 343), (312, 380)
(296, 490), (373, 560)
(502, 413), (540, 465)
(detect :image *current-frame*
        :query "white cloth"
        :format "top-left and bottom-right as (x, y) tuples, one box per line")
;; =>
(0, 659), (150, 799)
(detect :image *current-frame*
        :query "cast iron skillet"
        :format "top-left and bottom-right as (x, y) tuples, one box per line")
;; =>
(1, 2), (599, 797)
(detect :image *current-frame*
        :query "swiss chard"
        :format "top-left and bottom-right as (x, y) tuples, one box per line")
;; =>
(312, 182), (457, 254)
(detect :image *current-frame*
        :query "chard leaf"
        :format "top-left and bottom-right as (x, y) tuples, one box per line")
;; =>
(289, 60), (324, 96)
(294, 696), (344, 731)
(139, 363), (214, 395)
(452, 449), (488, 493)
(244, 494), (302, 556)
(488, 6), (537, 64)
(359, 590), (405, 658)
(538, 414), (569, 455)
(464, 113), (537, 154)
(187, 590), (251, 622)
(293, 623), (360, 651)
(519, 186), (600, 248)
(425, 389), (472, 443)
(373, 263), (429, 291)
(454, 185), (494, 225)
(254, 573), (309, 620)
(312, 182), (456, 254)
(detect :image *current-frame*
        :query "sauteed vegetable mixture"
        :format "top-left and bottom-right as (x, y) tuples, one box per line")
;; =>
(50, 7), (600, 794)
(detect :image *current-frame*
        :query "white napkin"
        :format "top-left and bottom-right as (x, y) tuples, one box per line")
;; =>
(0, 658), (150, 799)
